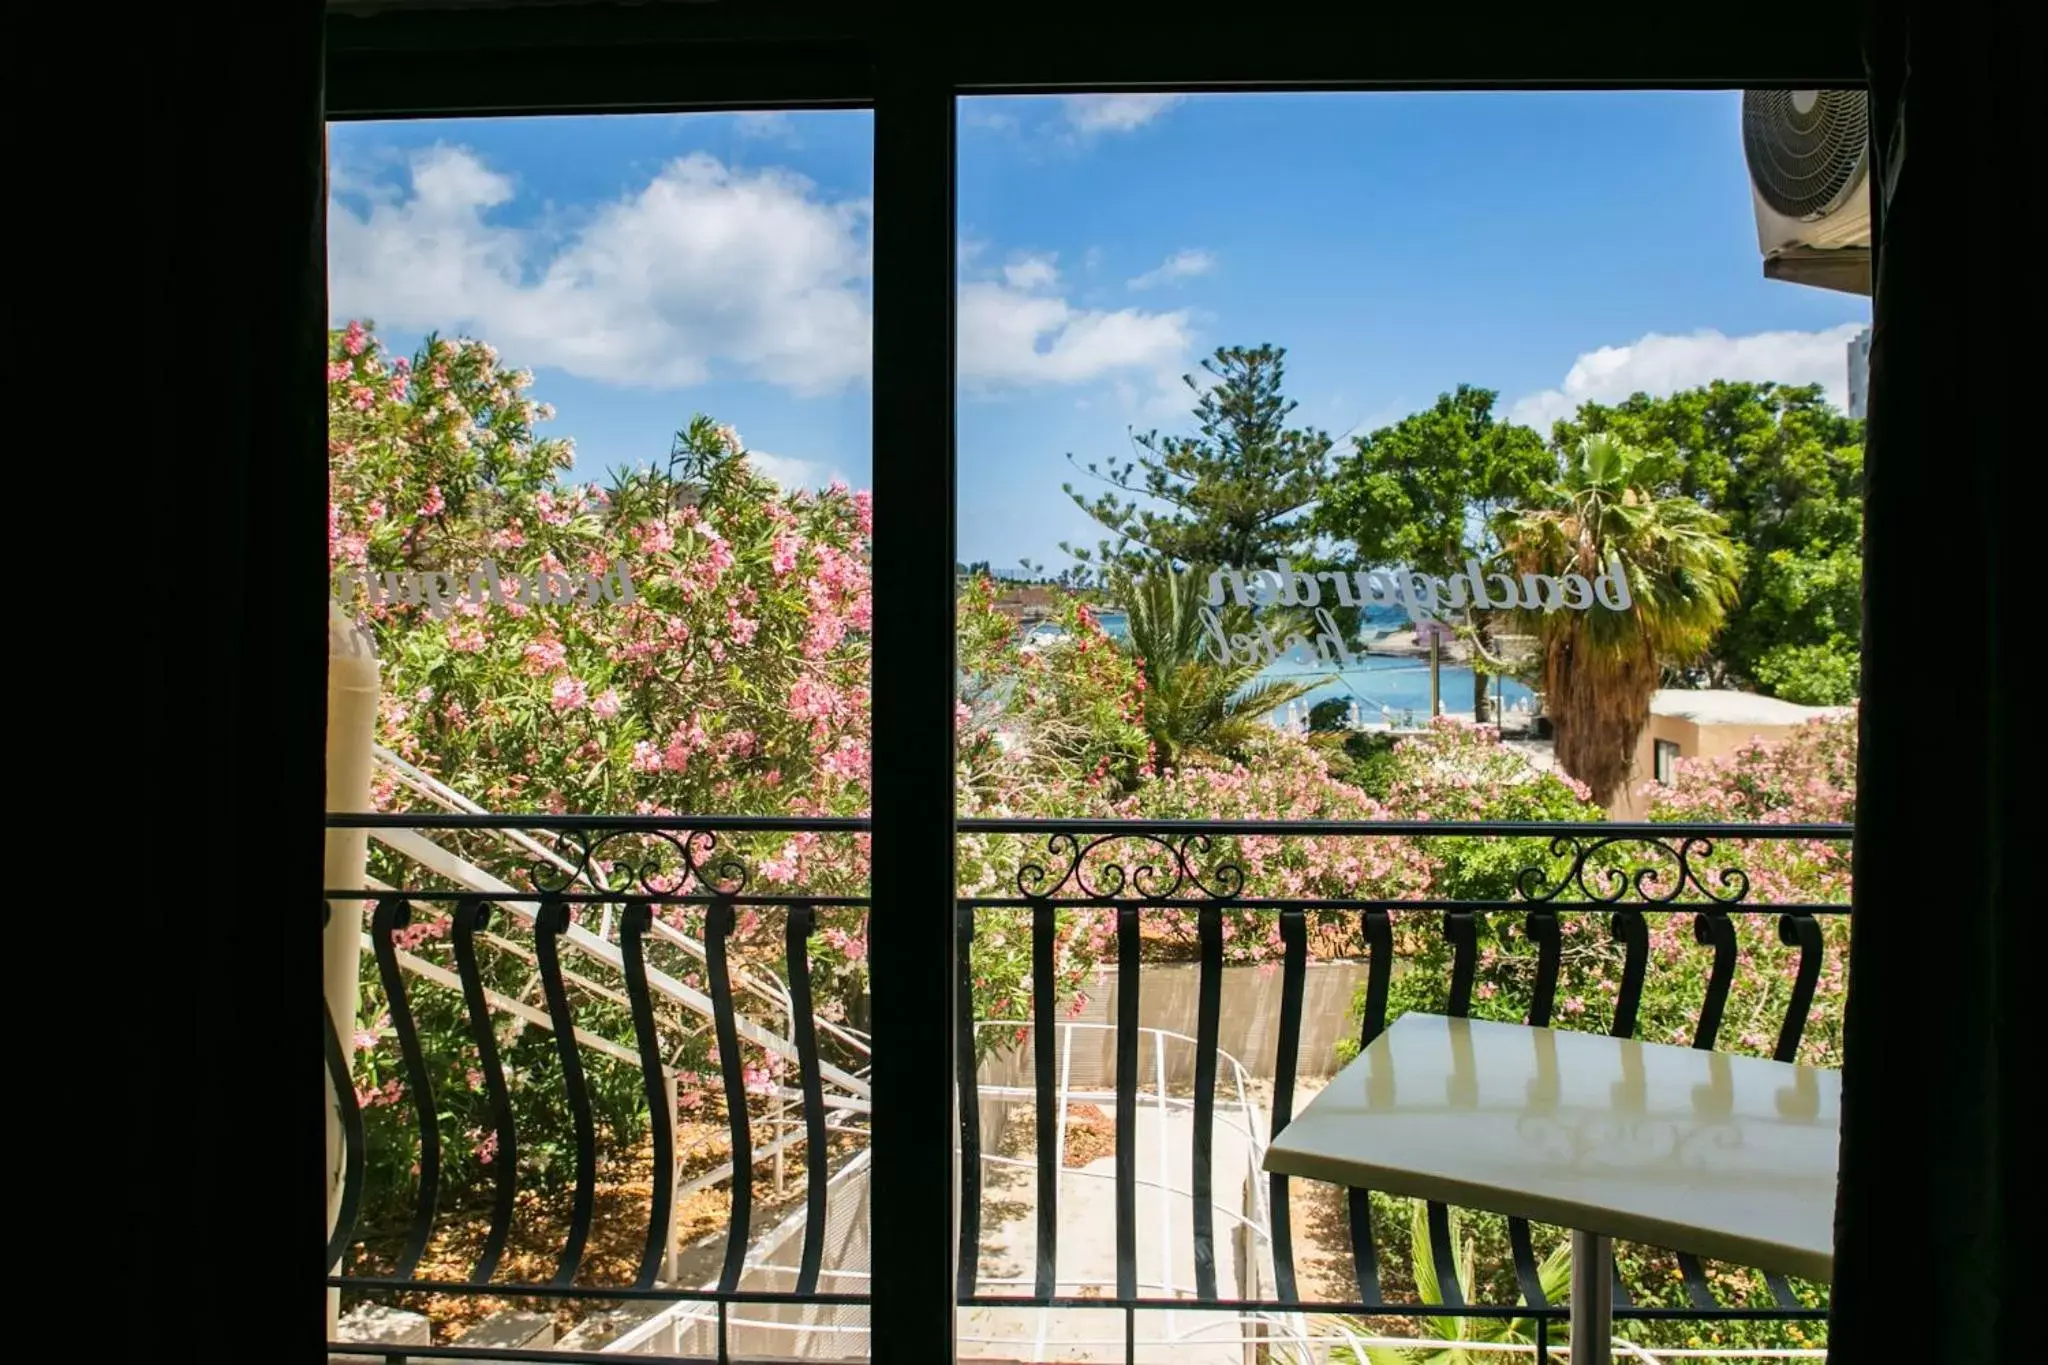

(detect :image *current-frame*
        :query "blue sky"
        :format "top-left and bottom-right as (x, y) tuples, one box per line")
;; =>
(327, 92), (1868, 570)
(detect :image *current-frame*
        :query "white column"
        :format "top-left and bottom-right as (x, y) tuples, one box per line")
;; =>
(663, 1068), (682, 1285)
(325, 604), (380, 1317)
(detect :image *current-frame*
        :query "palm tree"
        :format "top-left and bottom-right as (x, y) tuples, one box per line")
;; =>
(1356, 1201), (1571, 1364)
(1499, 434), (1741, 806)
(1111, 562), (1324, 768)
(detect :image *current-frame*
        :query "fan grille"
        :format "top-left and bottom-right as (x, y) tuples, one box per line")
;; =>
(1742, 89), (1869, 220)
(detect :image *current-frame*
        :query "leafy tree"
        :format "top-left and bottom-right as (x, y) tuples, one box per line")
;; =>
(1737, 542), (1862, 702)
(1062, 345), (1333, 572)
(1549, 382), (1863, 703)
(1110, 562), (1322, 769)
(1308, 697), (1354, 732)
(1499, 435), (1741, 806)
(1318, 385), (1553, 717)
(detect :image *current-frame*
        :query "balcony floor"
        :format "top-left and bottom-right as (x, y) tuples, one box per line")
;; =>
(962, 1102), (1269, 1363)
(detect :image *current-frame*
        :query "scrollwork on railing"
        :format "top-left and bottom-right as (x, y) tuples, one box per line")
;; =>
(524, 826), (751, 897)
(1013, 830), (1246, 901)
(1514, 834), (1751, 906)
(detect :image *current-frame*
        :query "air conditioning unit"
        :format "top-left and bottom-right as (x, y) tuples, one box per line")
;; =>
(1741, 89), (1872, 295)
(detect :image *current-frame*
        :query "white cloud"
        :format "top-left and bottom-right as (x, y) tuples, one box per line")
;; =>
(1128, 248), (1216, 290)
(744, 449), (844, 492)
(959, 242), (1193, 393)
(1004, 253), (1060, 290)
(1062, 94), (1182, 134)
(332, 143), (1195, 409)
(1507, 324), (1869, 432)
(957, 270), (1194, 392)
(328, 145), (872, 394)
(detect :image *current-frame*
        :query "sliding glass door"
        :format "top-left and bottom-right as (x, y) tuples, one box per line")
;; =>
(947, 88), (1862, 1363)
(321, 105), (889, 1358)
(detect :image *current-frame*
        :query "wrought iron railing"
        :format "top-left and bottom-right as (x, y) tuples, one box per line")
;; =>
(325, 812), (1850, 1363)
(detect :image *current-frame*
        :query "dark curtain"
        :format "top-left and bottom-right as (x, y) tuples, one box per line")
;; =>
(1832, 6), (2016, 1361)
(144, 4), (330, 1359)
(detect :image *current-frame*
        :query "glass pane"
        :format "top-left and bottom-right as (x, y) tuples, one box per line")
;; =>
(954, 90), (1859, 1363)
(323, 111), (874, 1357)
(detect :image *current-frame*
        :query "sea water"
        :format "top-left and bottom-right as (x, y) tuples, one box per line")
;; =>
(1261, 656), (1536, 724)
(1089, 608), (1535, 726)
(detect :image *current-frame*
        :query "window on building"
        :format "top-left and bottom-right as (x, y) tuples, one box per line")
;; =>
(1655, 738), (1683, 784)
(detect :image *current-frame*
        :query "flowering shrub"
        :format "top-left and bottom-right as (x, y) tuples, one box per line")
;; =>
(1645, 710), (1857, 1065)
(331, 322), (876, 1224)
(1106, 730), (1432, 962)
(1678, 720), (1856, 812)
(331, 323), (873, 839)
(1377, 719), (1600, 901)
(1329, 715), (1853, 1066)
(955, 576), (1150, 817)
(955, 578), (1150, 1043)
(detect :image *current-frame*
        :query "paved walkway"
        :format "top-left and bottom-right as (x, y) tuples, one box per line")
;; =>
(958, 1102), (1286, 1363)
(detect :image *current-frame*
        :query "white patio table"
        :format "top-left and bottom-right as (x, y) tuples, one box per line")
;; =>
(1263, 1013), (1838, 1363)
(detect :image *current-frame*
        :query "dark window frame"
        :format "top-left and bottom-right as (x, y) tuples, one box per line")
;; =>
(1654, 739), (1683, 784)
(319, 8), (1866, 1359)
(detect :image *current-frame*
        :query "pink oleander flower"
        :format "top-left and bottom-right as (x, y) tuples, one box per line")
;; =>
(820, 738), (869, 783)
(770, 531), (801, 576)
(787, 676), (842, 724)
(637, 519), (676, 554)
(550, 676), (588, 712)
(591, 688), (621, 720)
(522, 636), (568, 675)
(535, 489), (572, 526)
(700, 533), (735, 581)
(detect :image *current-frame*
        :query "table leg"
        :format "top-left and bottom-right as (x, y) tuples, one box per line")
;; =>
(1570, 1229), (1613, 1365)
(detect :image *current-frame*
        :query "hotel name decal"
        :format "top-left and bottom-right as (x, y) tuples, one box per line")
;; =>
(1195, 558), (1631, 667)
(331, 560), (639, 619)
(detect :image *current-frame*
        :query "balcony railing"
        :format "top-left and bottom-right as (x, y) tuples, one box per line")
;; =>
(325, 810), (1850, 1363)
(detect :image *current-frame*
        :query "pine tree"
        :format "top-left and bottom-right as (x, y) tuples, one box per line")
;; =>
(1060, 345), (1332, 575)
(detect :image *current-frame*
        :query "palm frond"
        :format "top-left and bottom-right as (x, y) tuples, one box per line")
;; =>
(1498, 436), (1742, 804)
(1108, 561), (1329, 765)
